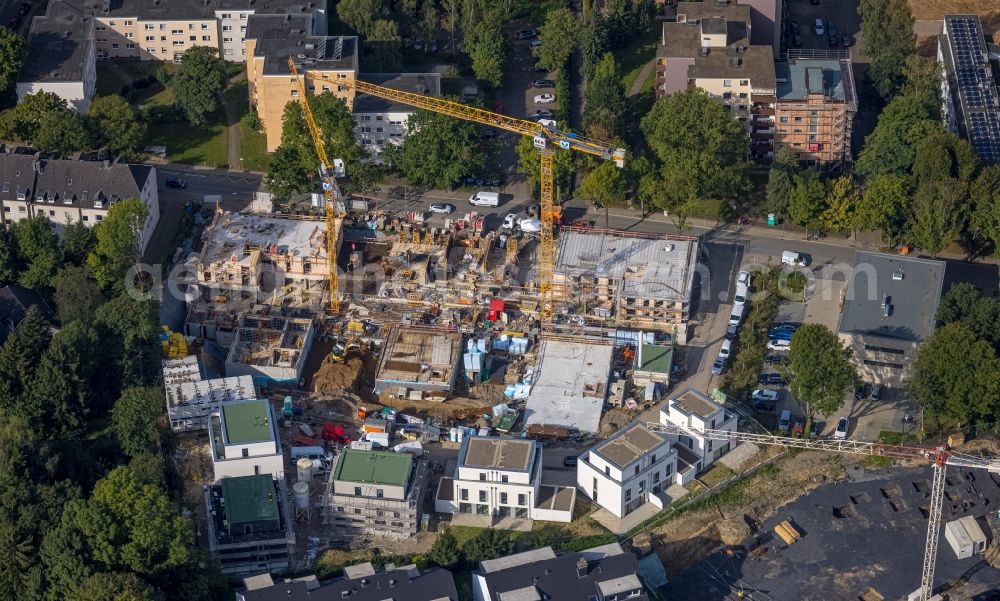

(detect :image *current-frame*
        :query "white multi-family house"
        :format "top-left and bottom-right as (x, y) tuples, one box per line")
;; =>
(435, 436), (575, 523)
(576, 423), (678, 519)
(659, 387), (738, 483)
(208, 399), (285, 482)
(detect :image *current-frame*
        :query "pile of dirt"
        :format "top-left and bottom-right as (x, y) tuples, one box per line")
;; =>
(652, 450), (847, 577)
(381, 395), (491, 420)
(908, 0), (1000, 22)
(312, 352), (376, 398)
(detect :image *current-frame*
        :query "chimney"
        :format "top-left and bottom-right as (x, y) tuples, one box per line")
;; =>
(576, 557), (588, 579)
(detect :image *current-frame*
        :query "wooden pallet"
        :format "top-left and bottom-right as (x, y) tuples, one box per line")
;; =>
(774, 520), (801, 545)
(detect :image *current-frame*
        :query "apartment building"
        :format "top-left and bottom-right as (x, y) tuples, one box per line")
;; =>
(162, 355), (258, 432)
(245, 15), (358, 152)
(0, 154), (160, 254)
(472, 544), (650, 601)
(50, 0), (324, 63)
(577, 423), (678, 519)
(656, 2), (777, 162)
(659, 388), (738, 483)
(323, 449), (428, 540)
(354, 73), (441, 160)
(17, 1), (97, 112)
(208, 399), (285, 482)
(938, 15), (1000, 164)
(773, 56), (857, 166)
(204, 474), (294, 577)
(435, 437), (575, 523)
(237, 564), (459, 601)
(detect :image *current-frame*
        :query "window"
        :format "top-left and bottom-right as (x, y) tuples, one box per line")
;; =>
(201, 23), (209, 29)
(478, 490), (487, 502)
(111, 43), (119, 49)
(126, 43), (135, 49)
(145, 24), (154, 30)
(478, 472), (486, 481)
(96, 25), (106, 31)
(375, 488), (384, 498)
(651, 453), (656, 464)
(460, 488), (469, 501)
(863, 359), (904, 369)
(202, 35), (211, 40)
(222, 25), (232, 31)
(625, 488), (632, 501)
(241, 26), (246, 32)
(160, 36), (166, 41)
(240, 13), (248, 19)
(653, 471), (660, 483)
(500, 474), (508, 483)
(354, 486), (362, 495)
(864, 344), (905, 354)
(322, 85), (330, 92)
(188, 23), (195, 29)
(779, 116), (788, 123)
(518, 493), (526, 506)
(81, 215), (88, 221)
(375, 115), (384, 121)
(354, 508), (361, 514)
(190, 36), (196, 41)
(224, 49), (233, 55)
(604, 466), (610, 476)
(172, 41), (184, 46)
(500, 492), (508, 504)
(109, 21), (116, 26)
(634, 465), (640, 476)
(125, 32), (133, 38)
(707, 440), (713, 452)
(723, 79), (732, 87)
(291, 90), (298, 97)
(124, 20), (132, 25)
(337, 73), (347, 79)
(638, 480), (645, 491)
(808, 125), (818, 133)
(361, 115), (371, 121)
(221, 12), (231, 18)
(159, 24), (166, 30)
(740, 79), (748, 86)
(224, 37), (233, 42)
(171, 29), (182, 34)
(376, 139), (384, 145)
(241, 448), (248, 457)
(145, 35), (155, 41)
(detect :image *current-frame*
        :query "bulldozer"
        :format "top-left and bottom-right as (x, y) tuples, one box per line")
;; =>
(330, 337), (363, 362)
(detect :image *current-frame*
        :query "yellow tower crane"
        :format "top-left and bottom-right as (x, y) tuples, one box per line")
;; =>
(331, 77), (626, 320)
(287, 57), (343, 313)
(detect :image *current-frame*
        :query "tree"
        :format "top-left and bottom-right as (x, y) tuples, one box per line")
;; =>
(579, 12), (609, 78)
(170, 46), (227, 125)
(787, 171), (827, 229)
(428, 527), (461, 568)
(639, 89), (749, 207)
(265, 145), (312, 198)
(764, 146), (798, 216)
(0, 225), (18, 286)
(911, 322), (1000, 426)
(912, 130), (978, 188)
(419, 2), (440, 42)
(0, 27), (25, 93)
(442, 0), (460, 56)
(901, 55), (943, 116)
(69, 572), (163, 601)
(12, 215), (61, 291)
(788, 324), (857, 418)
(462, 528), (514, 564)
(858, 173), (908, 238)
(466, 15), (506, 88)
(855, 93), (941, 179)
(908, 179), (965, 255)
(87, 198), (148, 293)
(54, 265), (104, 325)
(366, 19), (403, 71)
(62, 222), (97, 267)
(33, 110), (90, 156)
(935, 283), (1000, 351)
(515, 136), (575, 197)
(970, 165), (1000, 250)
(577, 161), (625, 207)
(95, 293), (161, 389)
(382, 110), (486, 188)
(4, 92), (67, 143)
(537, 8), (579, 72)
(0, 306), (50, 410)
(859, 0), (914, 98)
(24, 321), (99, 436)
(337, 0), (386, 36)
(113, 387), (170, 458)
(583, 53), (628, 139)
(819, 176), (860, 232)
(88, 96), (147, 158)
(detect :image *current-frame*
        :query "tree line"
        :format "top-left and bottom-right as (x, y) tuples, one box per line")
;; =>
(0, 206), (228, 601)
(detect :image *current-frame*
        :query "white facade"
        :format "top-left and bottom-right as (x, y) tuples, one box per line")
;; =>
(576, 424), (678, 519)
(215, 10), (252, 61)
(135, 166), (160, 255)
(17, 77), (96, 113)
(659, 387), (738, 475)
(208, 400), (285, 482)
(354, 109), (412, 159)
(436, 437), (573, 522)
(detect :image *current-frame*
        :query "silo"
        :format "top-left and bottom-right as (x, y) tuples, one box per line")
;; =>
(296, 457), (313, 483)
(293, 481), (310, 511)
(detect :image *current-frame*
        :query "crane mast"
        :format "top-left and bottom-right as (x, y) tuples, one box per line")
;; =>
(645, 422), (1000, 600)
(341, 79), (625, 320)
(288, 57), (341, 313)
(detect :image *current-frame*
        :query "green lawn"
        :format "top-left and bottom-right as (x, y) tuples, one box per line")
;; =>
(116, 59), (165, 81)
(146, 104), (229, 168)
(619, 26), (660, 92)
(96, 64), (125, 97)
(239, 122), (270, 172)
(135, 83), (173, 106)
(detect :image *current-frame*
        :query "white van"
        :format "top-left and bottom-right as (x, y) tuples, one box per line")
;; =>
(469, 191), (500, 207)
(728, 302), (746, 326)
(781, 250), (808, 266)
(290, 446), (326, 460)
(734, 283), (749, 306)
(778, 410), (791, 433)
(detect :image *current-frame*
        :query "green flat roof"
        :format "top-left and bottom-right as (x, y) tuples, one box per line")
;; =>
(334, 449), (412, 487)
(220, 474), (280, 526)
(220, 399), (274, 445)
(638, 343), (673, 374)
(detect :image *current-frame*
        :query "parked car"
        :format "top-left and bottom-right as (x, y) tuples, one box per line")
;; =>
(563, 455), (579, 467)
(530, 109), (554, 120)
(533, 93), (556, 104)
(767, 339), (791, 352)
(778, 410), (792, 433)
(514, 29), (536, 40)
(165, 178), (187, 189)
(765, 353), (789, 366)
(728, 303), (746, 326)
(752, 389), (779, 403)
(724, 323), (739, 342)
(828, 35), (839, 47)
(814, 18), (824, 35)
(854, 383), (870, 400)
(870, 384), (884, 400)
(502, 213), (519, 229)
(754, 398), (775, 412)
(711, 356), (728, 375)
(737, 270), (751, 287)
(719, 339), (733, 359)
(518, 218), (542, 233)
(533, 64), (548, 73)
(842, 35), (855, 47)
(532, 79), (555, 88)
(789, 21), (800, 35)
(835, 416), (850, 440)
(529, 39), (543, 49)
(429, 203), (455, 214)
(734, 283), (749, 306)
(781, 250), (808, 266)
(792, 34), (802, 47)
(758, 372), (787, 385)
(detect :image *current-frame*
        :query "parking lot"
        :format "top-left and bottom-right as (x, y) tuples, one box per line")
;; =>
(783, 0), (863, 52)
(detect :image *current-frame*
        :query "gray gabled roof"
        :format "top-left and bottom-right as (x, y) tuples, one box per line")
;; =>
(237, 566), (458, 601)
